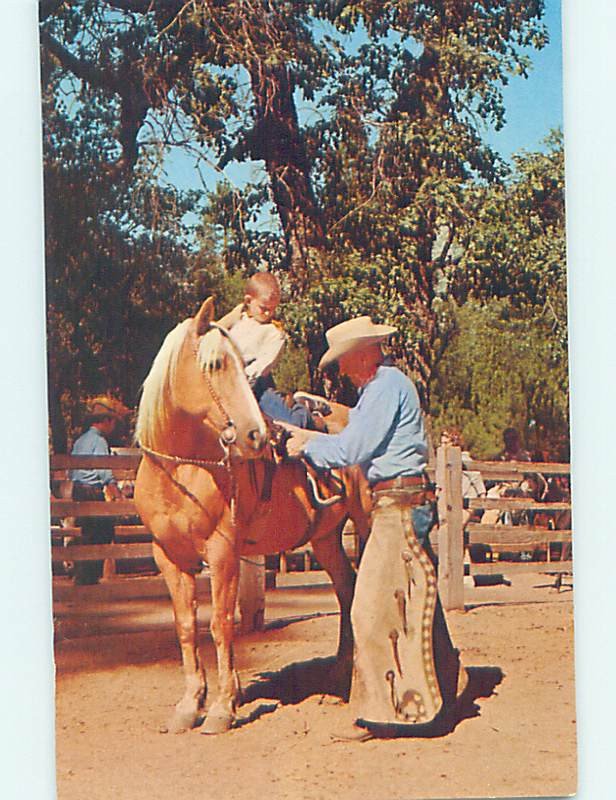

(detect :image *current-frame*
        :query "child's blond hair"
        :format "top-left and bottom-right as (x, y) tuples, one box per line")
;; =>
(245, 272), (280, 299)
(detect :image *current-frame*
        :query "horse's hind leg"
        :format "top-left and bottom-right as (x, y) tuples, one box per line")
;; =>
(311, 529), (356, 695)
(198, 531), (241, 734)
(152, 541), (206, 733)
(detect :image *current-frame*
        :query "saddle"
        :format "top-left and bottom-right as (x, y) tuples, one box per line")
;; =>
(251, 418), (346, 509)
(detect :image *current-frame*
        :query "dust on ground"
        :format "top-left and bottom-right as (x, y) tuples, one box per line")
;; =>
(53, 570), (576, 800)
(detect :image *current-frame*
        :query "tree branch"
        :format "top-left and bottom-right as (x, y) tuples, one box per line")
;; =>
(40, 28), (153, 170)
(101, 0), (186, 25)
(39, 0), (69, 23)
(40, 28), (120, 93)
(101, 0), (160, 13)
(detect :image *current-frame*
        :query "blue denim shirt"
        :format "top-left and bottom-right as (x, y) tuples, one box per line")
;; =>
(69, 427), (114, 487)
(303, 365), (428, 484)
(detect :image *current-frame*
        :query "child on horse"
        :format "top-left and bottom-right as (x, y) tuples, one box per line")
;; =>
(218, 272), (323, 429)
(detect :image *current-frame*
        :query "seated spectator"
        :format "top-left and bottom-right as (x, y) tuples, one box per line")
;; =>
(440, 428), (486, 524)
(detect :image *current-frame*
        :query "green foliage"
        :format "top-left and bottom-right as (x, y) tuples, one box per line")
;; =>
(39, 1), (570, 458)
(42, 48), (206, 450)
(272, 342), (311, 395)
(450, 131), (567, 351)
(430, 299), (570, 460)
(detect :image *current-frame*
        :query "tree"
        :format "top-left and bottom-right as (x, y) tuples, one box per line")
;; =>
(429, 298), (570, 460)
(449, 130), (567, 356)
(40, 0), (548, 401)
(428, 133), (569, 458)
(42, 32), (204, 450)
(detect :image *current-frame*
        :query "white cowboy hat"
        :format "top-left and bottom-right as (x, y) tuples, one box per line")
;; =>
(319, 316), (397, 369)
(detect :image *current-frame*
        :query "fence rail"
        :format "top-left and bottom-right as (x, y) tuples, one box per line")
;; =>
(50, 446), (572, 621)
(436, 445), (572, 609)
(49, 450), (264, 632)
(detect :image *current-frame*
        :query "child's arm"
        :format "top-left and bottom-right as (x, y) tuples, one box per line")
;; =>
(216, 303), (244, 330)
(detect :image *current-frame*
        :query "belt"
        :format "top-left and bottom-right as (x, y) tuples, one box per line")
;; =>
(370, 475), (427, 492)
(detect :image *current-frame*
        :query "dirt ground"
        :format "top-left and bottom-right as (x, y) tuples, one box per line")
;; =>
(53, 570), (576, 800)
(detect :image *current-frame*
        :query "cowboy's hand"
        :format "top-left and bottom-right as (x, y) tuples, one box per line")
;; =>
(277, 422), (319, 458)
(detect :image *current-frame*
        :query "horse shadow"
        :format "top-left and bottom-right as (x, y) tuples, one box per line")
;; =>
(238, 656), (504, 738)
(241, 655), (349, 706)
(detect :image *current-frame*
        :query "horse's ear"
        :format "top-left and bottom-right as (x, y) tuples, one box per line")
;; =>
(194, 297), (215, 336)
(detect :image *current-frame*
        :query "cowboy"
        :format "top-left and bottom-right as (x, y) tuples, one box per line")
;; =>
(283, 316), (465, 740)
(70, 395), (130, 584)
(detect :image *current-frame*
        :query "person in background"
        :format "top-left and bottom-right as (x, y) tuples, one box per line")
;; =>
(439, 427), (489, 565)
(497, 427), (531, 462)
(283, 316), (466, 740)
(440, 428), (487, 522)
(70, 395), (130, 585)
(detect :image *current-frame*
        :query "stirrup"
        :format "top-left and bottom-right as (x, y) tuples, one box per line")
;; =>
(293, 391), (332, 417)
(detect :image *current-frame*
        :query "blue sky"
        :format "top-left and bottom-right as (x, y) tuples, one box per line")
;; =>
(482, 0), (563, 159)
(167, 0), (564, 210)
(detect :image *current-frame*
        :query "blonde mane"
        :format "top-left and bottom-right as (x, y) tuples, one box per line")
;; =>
(135, 320), (225, 447)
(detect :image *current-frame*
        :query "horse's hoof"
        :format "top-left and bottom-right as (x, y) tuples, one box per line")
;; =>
(162, 708), (200, 734)
(199, 712), (234, 735)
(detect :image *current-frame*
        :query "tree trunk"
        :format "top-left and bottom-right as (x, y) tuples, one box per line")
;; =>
(249, 62), (326, 288)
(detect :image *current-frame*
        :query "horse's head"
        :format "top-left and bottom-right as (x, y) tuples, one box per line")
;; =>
(181, 297), (268, 457)
(136, 298), (267, 460)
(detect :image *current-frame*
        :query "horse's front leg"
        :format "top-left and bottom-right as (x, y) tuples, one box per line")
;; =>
(152, 541), (206, 733)
(199, 529), (241, 734)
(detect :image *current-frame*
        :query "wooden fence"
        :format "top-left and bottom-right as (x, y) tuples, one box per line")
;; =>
(50, 452), (265, 632)
(50, 447), (572, 625)
(435, 445), (572, 610)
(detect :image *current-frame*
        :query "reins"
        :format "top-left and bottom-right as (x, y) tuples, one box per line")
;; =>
(140, 444), (275, 568)
(139, 320), (245, 554)
(138, 320), (345, 565)
(139, 441), (231, 471)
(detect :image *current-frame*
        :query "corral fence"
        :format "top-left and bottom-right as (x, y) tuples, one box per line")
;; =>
(50, 451), (266, 632)
(435, 444), (572, 610)
(50, 446), (572, 628)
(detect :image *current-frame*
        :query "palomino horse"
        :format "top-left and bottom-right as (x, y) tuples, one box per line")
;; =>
(134, 298), (370, 734)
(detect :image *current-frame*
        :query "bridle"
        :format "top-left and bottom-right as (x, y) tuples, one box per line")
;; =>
(139, 321), (256, 527)
(194, 321), (244, 450)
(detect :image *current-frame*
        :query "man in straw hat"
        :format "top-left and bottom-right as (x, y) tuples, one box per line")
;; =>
(284, 317), (466, 740)
(69, 395), (131, 584)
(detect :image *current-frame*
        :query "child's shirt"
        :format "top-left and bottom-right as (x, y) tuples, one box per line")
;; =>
(223, 305), (286, 387)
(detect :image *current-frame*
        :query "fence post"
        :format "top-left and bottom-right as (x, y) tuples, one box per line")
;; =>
(238, 556), (265, 633)
(436, 444), (465, 610)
